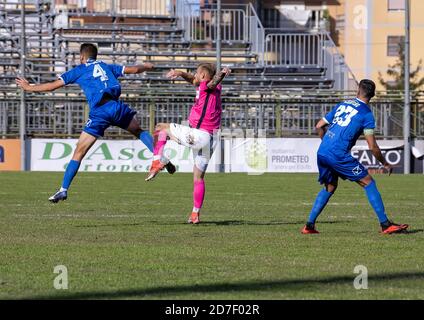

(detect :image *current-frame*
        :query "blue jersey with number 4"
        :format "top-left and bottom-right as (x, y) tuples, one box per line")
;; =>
(318, 98), (375, 158)
(59, 59), (124, 110)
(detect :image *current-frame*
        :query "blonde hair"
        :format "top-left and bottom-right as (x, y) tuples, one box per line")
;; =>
(197, 63), (216, 78)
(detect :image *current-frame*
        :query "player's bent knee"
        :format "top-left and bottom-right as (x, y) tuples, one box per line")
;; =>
(73, 143), (92, 161)
(194, 159), (208, 174)
(73, 149), (87, 161)
(358, 175), (373, 188)
(193, 174), (206, 182)
(72, 151), (85, 161)
(326, 186), (337, 193)
(193, 163), (207, 180)
(193, 176), (204, 183)
(127, 123), (142, 136)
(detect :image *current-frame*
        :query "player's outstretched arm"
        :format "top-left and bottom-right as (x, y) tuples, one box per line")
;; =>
(124, 63), (155, 74)
(365, 133), (393, 175)
(166, 69), (195, 84)
(207, 66), (231, 90)
(315, 119), (328, 139)
(15, 77), (65, 92)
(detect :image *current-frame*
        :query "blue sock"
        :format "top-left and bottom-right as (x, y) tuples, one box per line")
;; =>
(364, 180), (389, 223)
(140, 130), (154, 153)
(61, 160), (81, 190)
(307, 189), (333, 224)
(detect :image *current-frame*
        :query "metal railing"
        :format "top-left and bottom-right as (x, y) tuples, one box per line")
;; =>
(264, 33), (325, 67)
(52, 0), (174, 17)
(174, 1), (354, 90)
(1, 92), (423, 138)
(189, 8), (247, 43)
(176, 1), (249, 44)
(247, 3), (264, 65)
(322, 34), (357, 91)
(1, 0), (357, 91)
(263, 31), (357, 90)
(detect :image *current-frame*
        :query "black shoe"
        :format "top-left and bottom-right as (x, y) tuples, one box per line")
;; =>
(48, 190), (68, 203)
(305, 222), (315, 230)
(165, 161), (176, 174)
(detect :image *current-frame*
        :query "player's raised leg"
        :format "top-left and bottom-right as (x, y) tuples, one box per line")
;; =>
(126, 117), (176, 176)
(188, 166), (206, 224)
(126, 116), (154, 152)
(49, 131), (97, 203)
(357, 175), (409, 234)
(145, 122), (176, 181)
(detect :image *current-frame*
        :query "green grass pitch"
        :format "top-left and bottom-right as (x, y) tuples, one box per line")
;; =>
(0, 172), (423, 299)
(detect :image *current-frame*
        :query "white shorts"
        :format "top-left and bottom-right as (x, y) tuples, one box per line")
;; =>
(169, 123), (216, 172)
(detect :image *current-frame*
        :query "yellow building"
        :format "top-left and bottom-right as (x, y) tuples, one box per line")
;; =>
(328, 0), (424, 90)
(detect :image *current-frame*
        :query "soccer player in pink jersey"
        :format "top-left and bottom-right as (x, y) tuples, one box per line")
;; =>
(145, 63), (231, 224)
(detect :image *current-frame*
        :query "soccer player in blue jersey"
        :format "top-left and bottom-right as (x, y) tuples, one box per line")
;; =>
(301, 79), (409, 235)
(16, 43), (175, 202)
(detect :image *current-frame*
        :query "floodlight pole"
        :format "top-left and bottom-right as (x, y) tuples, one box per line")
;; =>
(216, 0), (221, 71)
(216, 0), (224, 172)
(20, 0), (26, 171)
(404, 0), (411, 174)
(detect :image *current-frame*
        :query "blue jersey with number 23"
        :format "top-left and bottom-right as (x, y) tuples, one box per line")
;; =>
(318, 98), (376, 158)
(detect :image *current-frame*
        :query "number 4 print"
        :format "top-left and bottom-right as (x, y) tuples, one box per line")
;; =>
(93, 64), (108, 82)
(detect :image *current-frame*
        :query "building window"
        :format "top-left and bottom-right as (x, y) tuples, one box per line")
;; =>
(388, 0), (405, 11)
(69, 18), (84, 27)
(387, 36), (404, 56)
(335, 14), (345, 31)
(120, 0), (138, 10)
(98, 42), (112, 50)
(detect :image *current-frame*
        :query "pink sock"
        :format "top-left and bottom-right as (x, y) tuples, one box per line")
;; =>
(153, 130), (167, 160)
(193, 179), (205, 212)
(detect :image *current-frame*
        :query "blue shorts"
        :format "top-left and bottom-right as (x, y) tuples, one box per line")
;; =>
(317, 153), (368, 184)
(83, 100), (136, 138)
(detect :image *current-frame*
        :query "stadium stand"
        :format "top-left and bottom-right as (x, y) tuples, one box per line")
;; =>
(0, 0), (423, 139)
(0, 0), (354, 90)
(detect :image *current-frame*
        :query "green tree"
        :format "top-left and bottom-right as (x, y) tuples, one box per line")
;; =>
(378, 42), (424, 91)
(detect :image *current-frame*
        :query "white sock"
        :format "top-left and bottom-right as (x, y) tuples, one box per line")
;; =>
(192, 207), (200, 213)
(160, 155), (170, 165)
(59, 187), (67, 192)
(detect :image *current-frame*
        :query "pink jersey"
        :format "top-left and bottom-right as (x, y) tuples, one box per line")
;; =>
(188, 81), (222, 134)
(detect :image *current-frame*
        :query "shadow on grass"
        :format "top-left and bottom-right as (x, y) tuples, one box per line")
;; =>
(75, 220), (351, 228)
(24, 271), (424, 300)
(190, 220), (351, 226)
(75, 223), (146, 228)
(404, 229), (424, 235)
